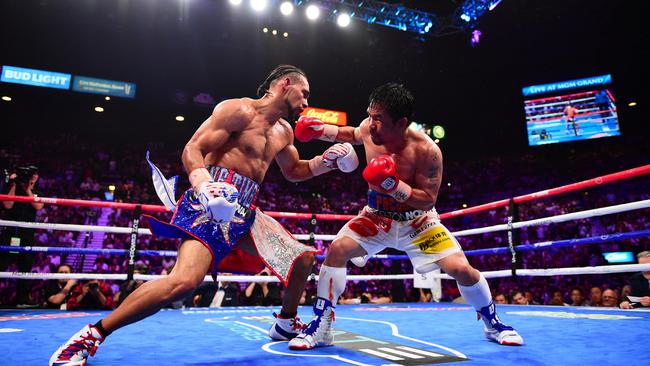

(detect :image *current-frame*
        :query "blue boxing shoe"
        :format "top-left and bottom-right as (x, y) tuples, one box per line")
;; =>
(269, 312), (306, 341)
(478, 302), (524, 346)
(288, 297), (335, 350)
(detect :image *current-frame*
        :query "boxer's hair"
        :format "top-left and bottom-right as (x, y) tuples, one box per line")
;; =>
(369, 82), (415, 122)
(256, 64), (307, 97)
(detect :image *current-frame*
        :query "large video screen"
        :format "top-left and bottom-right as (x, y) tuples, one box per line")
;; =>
(523, 75), (620, 146)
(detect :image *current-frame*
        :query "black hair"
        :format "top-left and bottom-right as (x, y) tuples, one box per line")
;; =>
(368, 82), (415, 122)
(256, 64), (307, 97)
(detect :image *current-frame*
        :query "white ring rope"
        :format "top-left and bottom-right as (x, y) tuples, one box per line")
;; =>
(2, 199), (648, 241)
(453, 199), (650, 237)
(2, 264), (649, 282)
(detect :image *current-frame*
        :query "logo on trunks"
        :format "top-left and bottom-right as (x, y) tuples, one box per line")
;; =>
(413, 226), (454, 254)
(409, 221), (435, 239)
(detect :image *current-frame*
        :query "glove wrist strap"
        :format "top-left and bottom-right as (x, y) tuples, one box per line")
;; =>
(308, 156), (332, 176)
(316, 124), (339, 142)
(389, 180), (412, 202)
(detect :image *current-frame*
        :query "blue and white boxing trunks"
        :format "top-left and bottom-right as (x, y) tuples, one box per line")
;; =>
(146, 165), (260, 271)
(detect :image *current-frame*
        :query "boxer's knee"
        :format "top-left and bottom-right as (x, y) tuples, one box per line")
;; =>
(166, 273), (203, 301)
(325, 239), (357, 267)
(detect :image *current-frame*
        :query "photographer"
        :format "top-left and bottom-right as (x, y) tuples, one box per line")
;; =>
(66, 279), (114, 310)
(1, 165), (44, 307)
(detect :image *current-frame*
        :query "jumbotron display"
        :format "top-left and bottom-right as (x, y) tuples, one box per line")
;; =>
(523, 74), (620, 146)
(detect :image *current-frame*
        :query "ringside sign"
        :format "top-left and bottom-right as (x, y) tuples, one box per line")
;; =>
(300, 107), (348, 126)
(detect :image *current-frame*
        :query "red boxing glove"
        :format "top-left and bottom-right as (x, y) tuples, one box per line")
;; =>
(363, 155), (412, 202)
(294, 116), (324, 142)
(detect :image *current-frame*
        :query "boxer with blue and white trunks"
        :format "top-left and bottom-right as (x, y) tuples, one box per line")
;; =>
(50, 65), (360, 366)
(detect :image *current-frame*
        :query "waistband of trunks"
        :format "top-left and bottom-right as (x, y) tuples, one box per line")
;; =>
(366, 207), (432, 222)
(367, 189), (413, 212)
(206, 165), (260, 209)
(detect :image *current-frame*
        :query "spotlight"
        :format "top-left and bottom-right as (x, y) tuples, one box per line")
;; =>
(262, 27), (268, 33)
(337, 13), (351, 27)
(283, 32), (288, 37)
(471, 29), (481, 47)
(229, 0), (242, 5)
(104, 96), (111, 101)
(1, 96), (11, 102)
(628, 102), (637, 107)
(447, 182), (451, 187)
(108, 185), (116, 191)
(434, 138), (440, 144)
(462, 203), (468, 208)
(280, 1), (293, 16)
(272, 29), (277, 35)
(250, 0), (267, 12)
(94, 106), (104, 112)
(175, 115), (185, 122)
(306, 4), (320, 20)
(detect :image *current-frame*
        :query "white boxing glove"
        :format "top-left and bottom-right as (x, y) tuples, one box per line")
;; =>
(197, 181), (239, 224)
(309, 142), (359, 176)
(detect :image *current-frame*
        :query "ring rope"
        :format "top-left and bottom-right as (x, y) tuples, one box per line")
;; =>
(2, 229), (649, 260)
(0, 164), (648, 220)
(2, 263), (649, 282)
(2, 198), (647, 239)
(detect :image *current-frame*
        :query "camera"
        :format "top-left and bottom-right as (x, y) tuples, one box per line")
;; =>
(4, 165), (39, 185)
(88, 282), (99, 290)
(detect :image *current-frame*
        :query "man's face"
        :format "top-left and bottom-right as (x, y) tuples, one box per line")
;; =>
(367, 103), (402, 146)
(602, 289), (618, 307)
(58, 265), (71, 286)
(512, 292), (527, 305)
(640, 256), (650, 280)
(283, 76), (310, 121)
(570, 290), (583, 304)
(494, 294), (507, 304)
(590, 287), (602, 303)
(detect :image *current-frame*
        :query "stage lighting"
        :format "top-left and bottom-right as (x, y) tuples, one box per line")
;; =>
(628, 102), (637, 107)
(262, 27), (268, 33)
(229, 0), (242, 5)
(432, 125), (446, 139)
(272, 29), (277, 35)
(250, 0), (267, 12)
(306, 4), (320, 20)
(280, 1), (293, 16)
(337, 13), (351, 27)
(283, 32), (289, 37)
(94, 106), (104, 112)
(104, 96), (111, 101)
(471, 29), (481, 47)
(1, 96), (11, 102)
(175, 115), (185, 122)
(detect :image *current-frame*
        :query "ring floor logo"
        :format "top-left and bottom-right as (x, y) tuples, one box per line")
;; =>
(206, 315), (468, 365)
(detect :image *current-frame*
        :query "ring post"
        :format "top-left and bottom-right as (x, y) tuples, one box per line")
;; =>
(507, 198), (520, 277)
(127, 205), (142, 281)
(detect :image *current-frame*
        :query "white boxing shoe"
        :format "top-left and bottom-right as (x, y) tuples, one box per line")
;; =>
(269, 312), (306, 341)
(478, 302), (524, 346)
(288, 297), (335, 350)
(50, 324), (104, 366)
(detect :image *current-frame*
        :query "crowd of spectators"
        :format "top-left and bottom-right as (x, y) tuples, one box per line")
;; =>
(1, 134), (649, 309)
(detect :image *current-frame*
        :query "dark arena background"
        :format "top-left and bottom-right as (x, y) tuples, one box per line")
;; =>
(0, 1), (648, 365)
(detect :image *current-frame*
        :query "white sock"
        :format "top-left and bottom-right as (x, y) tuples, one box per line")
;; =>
(317, 265), (347, 305)
(457, 274), (492, 310)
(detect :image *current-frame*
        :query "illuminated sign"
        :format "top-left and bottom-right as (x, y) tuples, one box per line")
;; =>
(522, 74), (612, 96)
(72, 76), (136, 98)
(300, 107), (347, 126)
(1, 65), (71, 90)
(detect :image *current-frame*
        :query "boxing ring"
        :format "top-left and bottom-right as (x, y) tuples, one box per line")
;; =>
(1, 164), (650, 366)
